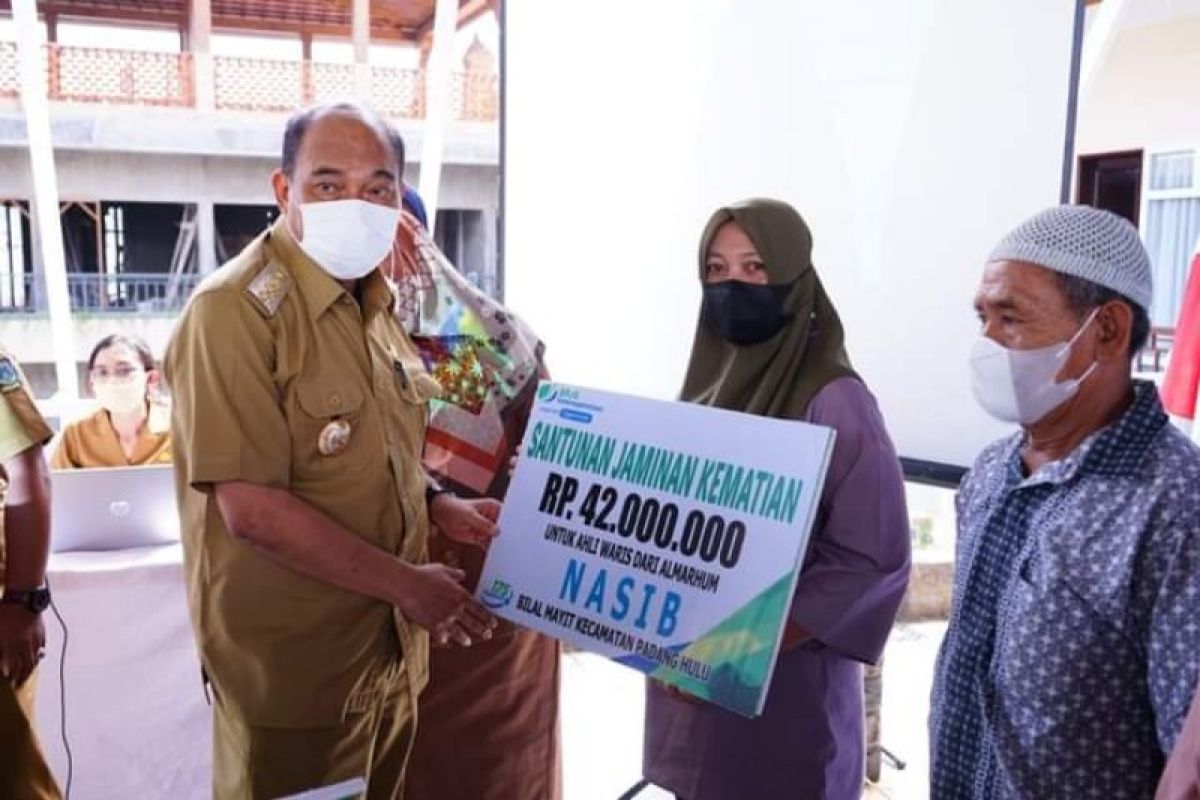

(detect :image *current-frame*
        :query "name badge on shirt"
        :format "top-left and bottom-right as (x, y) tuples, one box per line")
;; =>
(318, 419), (352, 456)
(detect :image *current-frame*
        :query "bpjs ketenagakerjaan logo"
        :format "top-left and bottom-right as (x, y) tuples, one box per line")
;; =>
(482, 578), (514, 609)
(537, 384), (604, 425)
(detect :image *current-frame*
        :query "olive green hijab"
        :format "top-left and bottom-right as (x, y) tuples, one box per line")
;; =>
(681, 198), (858, 419)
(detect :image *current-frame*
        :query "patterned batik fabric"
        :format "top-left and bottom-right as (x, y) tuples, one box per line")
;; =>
(931, 382), (1200, 800)
(390, 214), (544, 496)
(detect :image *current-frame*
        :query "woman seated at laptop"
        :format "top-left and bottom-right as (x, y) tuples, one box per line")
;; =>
(51, 334), (171, 469)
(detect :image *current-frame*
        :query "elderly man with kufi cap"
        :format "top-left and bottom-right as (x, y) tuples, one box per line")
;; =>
(929, 206), (1200, 800)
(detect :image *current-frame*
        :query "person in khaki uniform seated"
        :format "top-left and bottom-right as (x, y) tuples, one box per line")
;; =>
(165, 102), (500, 800)
(0, 348), (60, 800)
(51, 334), (171, 469)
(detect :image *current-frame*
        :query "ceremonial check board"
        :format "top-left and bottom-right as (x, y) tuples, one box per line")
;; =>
(477, 382), (835, 717)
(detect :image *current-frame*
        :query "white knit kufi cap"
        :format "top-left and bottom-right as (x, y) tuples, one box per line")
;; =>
(988, 205), (1152, 312)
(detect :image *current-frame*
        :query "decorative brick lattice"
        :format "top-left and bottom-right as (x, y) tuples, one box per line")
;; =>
(459, 71), (497, 121)
(0, 42), (18, 99)
(310, 62), (355, 105)
(371, 65), (422, 119)
(375, 70), (498, 122)
(5, 45), (498, 121)
(48, 45), (192, 107)
(214, 55), (304, 113)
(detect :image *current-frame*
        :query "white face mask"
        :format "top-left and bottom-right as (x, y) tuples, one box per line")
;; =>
(295, 199), (399, 281)
(94, 378), (148, 416)
(969, 309), (1099, 425)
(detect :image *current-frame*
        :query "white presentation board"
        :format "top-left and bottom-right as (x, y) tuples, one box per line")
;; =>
(478, 382), (834, 717)
(502, 1), (1081, 469)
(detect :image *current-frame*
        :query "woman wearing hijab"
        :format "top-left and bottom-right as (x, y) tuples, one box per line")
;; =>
(52, 334), (171, 469)
(643, 199), (911, 799)
(385, 210), (561, 800)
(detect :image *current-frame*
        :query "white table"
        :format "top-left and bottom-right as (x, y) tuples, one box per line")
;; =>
(36, 544), (211, 799)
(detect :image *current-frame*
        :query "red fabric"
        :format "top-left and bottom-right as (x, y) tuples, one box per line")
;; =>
(1162, 247), (1200, 419)
(425, 426), (508, 474)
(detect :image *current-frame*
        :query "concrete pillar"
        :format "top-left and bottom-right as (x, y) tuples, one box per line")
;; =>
(44, 12), (59, 99)
(459, 209), (483, 284)
(352, 0), (372, 102)
(189, 0), (214, 110)
(196, 200), (217, 273)
(13, 0), (77, 397)
(27, 203), (47, 312)
(301, 33), (314, 105)
(417, 0), (458, 234)
(480, 207), (498, 297)
(1079, 0), (1131, 103)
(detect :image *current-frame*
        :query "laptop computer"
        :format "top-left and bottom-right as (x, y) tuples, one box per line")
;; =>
(49, 465), (180, 553)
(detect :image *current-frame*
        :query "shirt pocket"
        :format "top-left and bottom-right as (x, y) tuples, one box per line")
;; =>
(292, 380), (372, 476)
(392, 357), (440, 405)
(390, 358), (439, 435)
(997, 569), (1113, 733)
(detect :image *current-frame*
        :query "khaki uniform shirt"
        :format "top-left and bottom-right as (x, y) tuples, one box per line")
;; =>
(165, 219), (437, 728)
(51, 407), (172, 469)
(0, 349), (53, 584)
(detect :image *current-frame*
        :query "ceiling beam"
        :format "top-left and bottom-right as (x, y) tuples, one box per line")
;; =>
(35, 2), (186, 26)
(415, 0), (488, 42)
(211, 17), (417, 41)
(4, 0), (425, 41)
(458, 0), (491, 28)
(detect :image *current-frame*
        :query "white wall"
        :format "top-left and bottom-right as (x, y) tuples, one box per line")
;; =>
(1077, 15), (1200, 156)
(505, 0), (1078, 468)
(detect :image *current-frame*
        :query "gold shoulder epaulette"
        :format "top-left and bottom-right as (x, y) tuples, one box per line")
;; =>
(245, 260), (292, 319)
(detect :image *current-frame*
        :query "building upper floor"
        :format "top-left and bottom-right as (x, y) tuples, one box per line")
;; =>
(0, 0), (499, 161)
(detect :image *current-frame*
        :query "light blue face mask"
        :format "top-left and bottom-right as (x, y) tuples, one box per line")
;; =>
(969, 309), (1099, 425)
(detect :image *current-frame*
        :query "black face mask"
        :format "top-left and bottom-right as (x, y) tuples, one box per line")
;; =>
(701, 280), (794, 346)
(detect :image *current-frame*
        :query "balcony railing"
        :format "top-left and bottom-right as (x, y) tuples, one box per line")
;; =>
(69, 272), (204, 312)
(214, 55), (305, 113)
(459, 71), (498, 122)
(0, 42), (17, 99)
(47, 44), (194, 107)
(213, 58), (366, 113)
(311, 62), (357, 106)
(371, 65), (424, 119)
(0, 42), (498, 121)
(0, 272), (204, 314)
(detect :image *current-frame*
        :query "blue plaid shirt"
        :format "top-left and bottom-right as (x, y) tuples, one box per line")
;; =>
(931, 382), (1200, 799)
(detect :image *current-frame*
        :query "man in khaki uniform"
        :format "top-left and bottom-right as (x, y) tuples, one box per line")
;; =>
(0, 348), (59, 800)
(165, 103), (500, 800)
